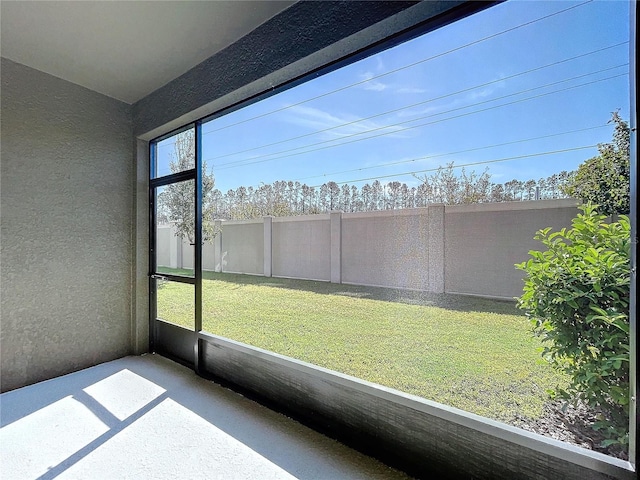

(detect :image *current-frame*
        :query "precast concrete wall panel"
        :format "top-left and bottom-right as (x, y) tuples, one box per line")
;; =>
(181, 243), (194, 270)
(202, 241), (217, 272)
(221, 221), (264, 275)
(444, 200), (579, 299)
(342, 210), (431, 291)
(156, 226), (172, 268)
(272, 216), (330, 281)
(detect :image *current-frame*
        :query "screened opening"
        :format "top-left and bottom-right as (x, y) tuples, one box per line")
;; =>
(151, 0), (633, 465)
(155, 181), (196, 278)
(156, 278), (195, 330)
(152, 127), (196, 179)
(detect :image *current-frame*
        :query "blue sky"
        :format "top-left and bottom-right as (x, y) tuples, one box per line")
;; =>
(156, 0), (630, 194)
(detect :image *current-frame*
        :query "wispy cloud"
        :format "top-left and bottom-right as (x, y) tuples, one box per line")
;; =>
(356, 54), (432, 95)
(357, 54), (391, 91)
(284, 105), (410, 139)
(359, 71), (389, 91)
(396, 105), (440, 119)
(466, 87), (494, 100)
(395, 76), (509, 119)
(396, 87), (429, 94)
(359, 73), (432, 95)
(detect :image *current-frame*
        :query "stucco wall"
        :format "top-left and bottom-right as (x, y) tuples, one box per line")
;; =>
(180, 243), (194, 270)
(167, 201), (579, 299)
(0, 58), (134, 392)
(342, 209), (432, 290)
(220, 220), (264, 275)
(444, 200), (580, 299)
(156, 225), (173, 268)
(272, 216), (331, 281)
(130, 1), (494, 141)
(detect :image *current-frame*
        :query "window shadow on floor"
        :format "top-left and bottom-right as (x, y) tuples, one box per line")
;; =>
(0, 355), (410, 480)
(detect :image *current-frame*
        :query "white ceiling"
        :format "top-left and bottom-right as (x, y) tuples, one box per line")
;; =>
(0, 1), (295, 104)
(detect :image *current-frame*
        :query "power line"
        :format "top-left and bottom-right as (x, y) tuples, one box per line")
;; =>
(231, 133), (603, 192)
(213, 70), (627, 171)
(203, 42), (627, 163)
(200, 0), (594, 137)
(307, 145), (598, 188)
(213, 67), (626, 169)
(290, 124), (609, 183)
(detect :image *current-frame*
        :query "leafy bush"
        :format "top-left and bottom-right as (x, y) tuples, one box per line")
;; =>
(516, 204), (630, 447)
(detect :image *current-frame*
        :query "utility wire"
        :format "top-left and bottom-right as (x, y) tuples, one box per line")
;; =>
(203, 42), (627, 163)
(306, 145), (598, 188)
(201, 0), (594, 137)
(291, 124), (609, 183)
(215, 65), (626, 168)
(213, 69), (627, 171)
(230, 125), (606, 192)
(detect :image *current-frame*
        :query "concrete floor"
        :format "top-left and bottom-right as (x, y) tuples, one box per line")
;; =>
(0, 354), (409, 480)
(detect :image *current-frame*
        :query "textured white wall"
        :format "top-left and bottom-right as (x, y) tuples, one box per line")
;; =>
(220, 221), (264, 275)
(0, 58), (134, 392)
(272, 216), (331, 281)
(342, 209), (432, 291)
(200, 201), (579, 299)
(444, 200), (580, 299)
(156, 225), (173, 268)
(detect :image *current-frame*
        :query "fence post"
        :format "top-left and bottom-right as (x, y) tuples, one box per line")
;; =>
(330, 211), (342, 284)
(264, 216), (273, 277)
(427, 205), (445, 293)
(214, 219), (223, 272)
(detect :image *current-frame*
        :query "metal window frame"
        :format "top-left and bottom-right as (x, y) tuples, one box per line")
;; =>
(145, 0), (638, 475)
(149, 124), (200, 356)
(629, 0), (638, 465)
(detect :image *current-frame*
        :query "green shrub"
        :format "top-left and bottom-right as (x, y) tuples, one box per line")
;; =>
(516, 204), (630, 447)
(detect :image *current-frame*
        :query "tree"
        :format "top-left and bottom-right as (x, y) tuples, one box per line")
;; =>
(562, 112), (630, 215)
(415, 163), (491, 205)
(537, 177), (548, 199)
(328, 181), (340, 211)
(340, 184), (351, 212)
(490, 183), (505, 202)
(386, 181), (401, 209)
(157, 130), (218, 242)
(433, 163), (460, 204)
(361, 183), (372, 210)
(524, 179), (537, 201)
(460, 167), (491, 204)
(370, 180), (383, 210)
(503, 179), (522, 201)
(416, 180), (433, 206)
(351, 185), (363, 212)
(319, 183), (329, 212)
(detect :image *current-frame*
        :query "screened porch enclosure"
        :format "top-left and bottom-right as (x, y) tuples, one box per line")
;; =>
(0, 0), (637, 479)
(147, 1), (637, 478)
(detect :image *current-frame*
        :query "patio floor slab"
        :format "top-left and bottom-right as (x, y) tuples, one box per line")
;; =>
(0, 354), (408, 480)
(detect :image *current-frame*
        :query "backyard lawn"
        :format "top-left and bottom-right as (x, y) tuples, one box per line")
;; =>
(156, 269), (568, 425)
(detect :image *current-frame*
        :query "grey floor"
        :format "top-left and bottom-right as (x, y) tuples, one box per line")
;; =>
(0, 354), (409, 480)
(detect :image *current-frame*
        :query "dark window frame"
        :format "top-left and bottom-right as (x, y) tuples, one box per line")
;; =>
(146, 1), (638, 476)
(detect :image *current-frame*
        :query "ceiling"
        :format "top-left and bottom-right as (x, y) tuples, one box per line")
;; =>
(0, 1), (295, 104)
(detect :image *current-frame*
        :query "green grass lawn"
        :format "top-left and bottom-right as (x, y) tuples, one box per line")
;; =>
(156, 268), (568, 424)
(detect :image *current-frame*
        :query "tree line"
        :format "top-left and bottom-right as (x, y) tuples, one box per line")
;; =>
(159, 113), (629, 228)
(209, 167), (574, 220)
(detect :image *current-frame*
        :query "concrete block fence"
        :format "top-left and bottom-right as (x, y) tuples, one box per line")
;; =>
(157, 199), (580, 300)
